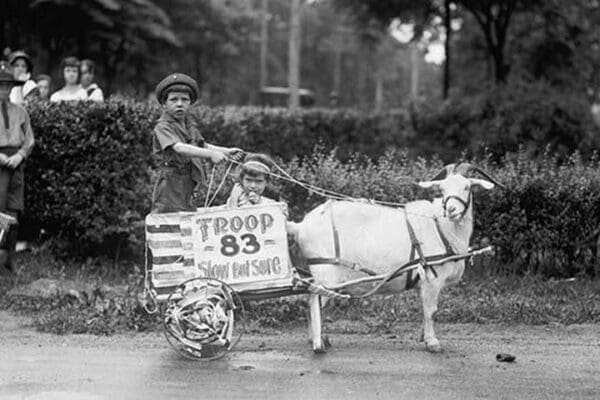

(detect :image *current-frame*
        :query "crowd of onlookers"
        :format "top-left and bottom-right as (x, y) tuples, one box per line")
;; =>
(3, 49), (104, 105)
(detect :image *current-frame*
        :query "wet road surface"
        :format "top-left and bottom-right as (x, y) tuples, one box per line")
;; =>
(1, 312), (599, 399)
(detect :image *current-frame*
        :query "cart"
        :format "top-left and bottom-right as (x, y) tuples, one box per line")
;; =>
(145, 201), (492, 360)
(145, 202), (312, 360)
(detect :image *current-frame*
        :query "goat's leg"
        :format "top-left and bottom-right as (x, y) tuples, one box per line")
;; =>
(309, 294), (327, 353)
(420, 277), (443, 353)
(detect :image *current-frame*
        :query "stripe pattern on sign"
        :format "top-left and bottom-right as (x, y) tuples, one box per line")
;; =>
(146, 212), (196, 289)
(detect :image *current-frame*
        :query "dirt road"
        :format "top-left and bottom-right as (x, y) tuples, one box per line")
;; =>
(0, 311), (599, 400)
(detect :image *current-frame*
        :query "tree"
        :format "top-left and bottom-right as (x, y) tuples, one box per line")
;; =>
(334, 0), (540, 84)
(0, 0), (180, 95)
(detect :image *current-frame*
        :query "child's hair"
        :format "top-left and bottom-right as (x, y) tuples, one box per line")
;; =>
(61, 56), (80, 71)
(240, 153), (273, 180)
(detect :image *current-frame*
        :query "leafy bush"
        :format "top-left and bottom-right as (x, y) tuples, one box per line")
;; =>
(191, 106), (410, 161)
(24, 100), (155, 255)
(23, 101), (410, 255)
(411, 80), (600, 161)
(21, 100), (600, 278)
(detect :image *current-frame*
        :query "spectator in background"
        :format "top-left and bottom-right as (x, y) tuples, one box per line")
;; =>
(50, 57), (87, 102)
(0, 62), (35, 273)
(8, 51), (38, 104)
(80, 59), (104, 102)
(35, 74), (51, 101)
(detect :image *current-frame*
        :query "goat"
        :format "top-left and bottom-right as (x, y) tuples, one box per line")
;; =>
(288, 163), (501, 353)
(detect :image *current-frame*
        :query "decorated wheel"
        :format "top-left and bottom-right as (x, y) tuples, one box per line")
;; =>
(163, 277), (245, 361)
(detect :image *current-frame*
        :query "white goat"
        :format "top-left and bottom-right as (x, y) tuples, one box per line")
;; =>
(288, 163), (500, 353)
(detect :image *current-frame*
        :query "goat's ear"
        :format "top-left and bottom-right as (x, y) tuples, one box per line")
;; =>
(470, 178), (494, 190)
(417, 180), (440, 189)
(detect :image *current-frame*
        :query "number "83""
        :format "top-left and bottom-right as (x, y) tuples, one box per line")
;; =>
(220, 233), (261, 257)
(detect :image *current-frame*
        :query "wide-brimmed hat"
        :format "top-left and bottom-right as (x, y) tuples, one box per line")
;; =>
(0, 62), (25, 86)
(155, 73), (199, 104)
(8, 50), (33, 73)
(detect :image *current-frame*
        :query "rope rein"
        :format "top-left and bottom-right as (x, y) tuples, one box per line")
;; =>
(143, 154), (478, 310)
(222, 156), (473, 224)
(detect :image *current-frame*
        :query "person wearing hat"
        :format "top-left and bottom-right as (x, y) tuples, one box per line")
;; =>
(8, 50), (38, 104)
(152, 72), (243, 213)
(0, 62), (35, 273)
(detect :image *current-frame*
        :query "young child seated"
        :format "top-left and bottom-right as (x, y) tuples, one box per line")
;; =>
(226, 153), (277, 208)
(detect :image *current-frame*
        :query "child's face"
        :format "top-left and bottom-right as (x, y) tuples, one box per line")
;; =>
(242, 174), (267, 196)
(165, 91), (191, 119)
(12, 59), (29, 81)
(63, 66), (79, 85)
(80, 64), (93, 87)
(37, 79), (50, 99)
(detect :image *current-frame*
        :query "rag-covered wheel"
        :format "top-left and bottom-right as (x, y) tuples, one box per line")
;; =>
(163, 277), (245, 360)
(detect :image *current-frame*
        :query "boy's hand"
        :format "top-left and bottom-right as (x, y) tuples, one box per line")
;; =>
(0, 154), (8, 166)
(247, 192), (260, 204)
(227, 148), (245, 162)
(210, 151), (226, 164)
(6, 154), (22, 169)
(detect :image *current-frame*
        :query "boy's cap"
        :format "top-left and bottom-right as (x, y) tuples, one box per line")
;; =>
(156, 73), (199, 104)
(0, 62), (25, 86)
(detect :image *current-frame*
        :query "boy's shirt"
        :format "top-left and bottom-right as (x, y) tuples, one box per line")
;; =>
(0, 102), (35, 159)
(153, 111), (206, 183)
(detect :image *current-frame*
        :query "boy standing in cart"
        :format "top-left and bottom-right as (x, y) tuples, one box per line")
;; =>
(0, 62), (35, 273)
(152, 73), (243, 213)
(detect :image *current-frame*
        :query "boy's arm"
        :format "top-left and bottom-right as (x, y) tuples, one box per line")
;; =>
(205, 143), (244, 161)
(172, 143), (225, 164)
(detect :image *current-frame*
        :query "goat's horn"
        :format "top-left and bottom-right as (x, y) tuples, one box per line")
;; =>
(454, 162), (475, 175)
(471, 167), (506, 189)
(431, 163), (455, 181)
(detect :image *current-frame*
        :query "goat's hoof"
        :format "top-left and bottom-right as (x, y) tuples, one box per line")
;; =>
(425, 338), (442, 353)
(323, 335), (331, 349)
(313, 345), (327, 354)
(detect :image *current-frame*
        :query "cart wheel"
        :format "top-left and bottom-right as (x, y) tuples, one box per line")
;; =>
(163, 277), (245, 361)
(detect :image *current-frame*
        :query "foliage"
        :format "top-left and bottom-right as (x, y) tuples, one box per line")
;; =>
(24, 100), (154, 255)
(20, 100), (600, 278)
(411, 79), (600, 161)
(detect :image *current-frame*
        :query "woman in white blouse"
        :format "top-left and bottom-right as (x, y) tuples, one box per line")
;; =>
(50, 57), (87, 102)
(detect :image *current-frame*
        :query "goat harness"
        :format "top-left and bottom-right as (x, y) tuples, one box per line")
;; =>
(303, 201), (458, 292)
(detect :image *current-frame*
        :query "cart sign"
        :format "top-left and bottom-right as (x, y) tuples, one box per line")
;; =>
(146, 203), (293, 298)
(191, 204), (290, 284)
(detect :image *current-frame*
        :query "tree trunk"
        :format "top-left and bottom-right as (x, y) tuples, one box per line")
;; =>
(288, 0), (301, 110)
(461, 0), (516, 83)
(443, 0), (451, 98)
(374, 73), (384, 112)
(410, 43), (419, 101)
(259, 0), (269, 90)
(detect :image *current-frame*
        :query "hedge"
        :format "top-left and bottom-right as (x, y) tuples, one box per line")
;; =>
(20, 99), (600, 278)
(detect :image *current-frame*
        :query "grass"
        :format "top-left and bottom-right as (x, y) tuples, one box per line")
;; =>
(1, 249), (600, 336)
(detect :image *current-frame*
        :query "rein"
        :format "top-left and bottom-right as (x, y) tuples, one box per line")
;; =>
(442, 191), (471, 220)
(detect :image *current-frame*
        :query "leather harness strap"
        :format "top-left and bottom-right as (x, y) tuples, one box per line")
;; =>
(405, 208), (438, 279)
(305, 202), (378, 276)
(304, 202), (461, 283)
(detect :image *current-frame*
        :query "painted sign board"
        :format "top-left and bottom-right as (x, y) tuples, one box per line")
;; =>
(145, 203), (293, 300)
